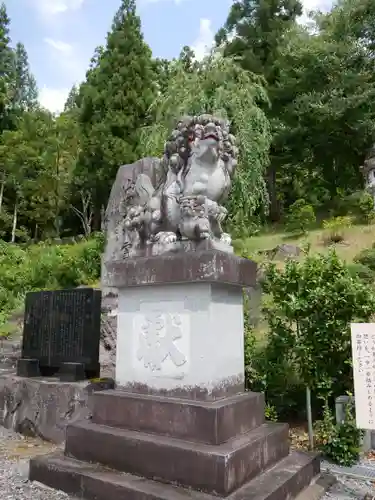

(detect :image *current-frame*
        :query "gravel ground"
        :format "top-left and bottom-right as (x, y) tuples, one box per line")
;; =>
(0, 425), (373, 500)
(0, 426), (71, 500)
(321, 476), (374, 500)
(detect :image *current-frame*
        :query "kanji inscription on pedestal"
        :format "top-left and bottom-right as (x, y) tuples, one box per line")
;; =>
(351, 323), (375, 430)
(132, 312), (190, 377)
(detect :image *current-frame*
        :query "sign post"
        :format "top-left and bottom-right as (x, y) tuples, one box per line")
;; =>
(350, 323), (375, 430)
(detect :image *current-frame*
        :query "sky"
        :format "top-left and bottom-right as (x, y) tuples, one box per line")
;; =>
(4, 0), (334, 114)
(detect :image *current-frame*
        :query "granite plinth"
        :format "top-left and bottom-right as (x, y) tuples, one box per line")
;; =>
(91, 390), (265, 444)
(30, 450), (320, 500)
(29, 252), (319, 499)
(65, 420), (289, 495)
(115, 281), (246, 401)
(106, 250), (257, 289)
(29, 388), (320, 499)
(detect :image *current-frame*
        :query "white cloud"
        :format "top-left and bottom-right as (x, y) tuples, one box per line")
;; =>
(191, 18), (214, 61)
(32, 0), (85, 16)
(39, 86), (70, 114)
(39, 38), (84, 111)
(298, 0), (333, 24)
(44, 38), (73, 54)
(43, 37), (84, 81)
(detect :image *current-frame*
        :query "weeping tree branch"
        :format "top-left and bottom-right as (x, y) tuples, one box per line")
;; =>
(71, 190), (93, 237)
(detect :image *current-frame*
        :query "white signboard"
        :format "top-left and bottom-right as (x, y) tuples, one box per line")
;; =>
(351, 323), (375, 430)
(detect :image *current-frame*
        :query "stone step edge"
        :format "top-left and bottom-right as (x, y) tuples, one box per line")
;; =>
(66, 420), (288, 454)
(29, 450), (320, 500)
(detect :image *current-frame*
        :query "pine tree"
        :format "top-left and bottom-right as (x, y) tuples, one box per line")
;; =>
(12, 42), (38, 112)
(0, 2), (14, 132)
(64, 84), (79, 112)
(216, 0), (303, 81)
(78, 0), (157, 221)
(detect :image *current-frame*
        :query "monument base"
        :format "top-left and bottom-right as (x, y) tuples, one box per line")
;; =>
(16, 358), (41, 377)
(58, 362), (86, 382)
(0, 373), (114, 443)
(16, 358), (100, 380)
(29, 389), (320, 500)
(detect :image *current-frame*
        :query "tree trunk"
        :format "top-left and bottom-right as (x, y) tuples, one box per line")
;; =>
(11, 202), (18, 243)
(71, 191), (93, 237)
(267, 163), (280, 222)
(0, 180), (4, 213)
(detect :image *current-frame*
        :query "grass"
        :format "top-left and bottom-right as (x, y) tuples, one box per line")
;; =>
(234, 222), (375, 265)
(238, 221), (375, 343)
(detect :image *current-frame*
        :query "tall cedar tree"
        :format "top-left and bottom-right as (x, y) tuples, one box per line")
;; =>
(216, 0), (303, 82)
(78, 0), (156, 220)
(0, 2), (14, 132)
(12, 42), (38, 113)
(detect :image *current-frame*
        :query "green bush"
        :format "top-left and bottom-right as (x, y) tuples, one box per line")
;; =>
(322, 216), (353, 244)
(357, 191), (374, 223)
(333, 190), (374, 223)
(0, 234), (103, 326)
(314, 398), (362, 466)
(347, 262), (375, 284)
(244, 311), (307, 419)
(285, 199), (316, 235)
(354, 247), (375, 271)
(262, 251), (375, 402)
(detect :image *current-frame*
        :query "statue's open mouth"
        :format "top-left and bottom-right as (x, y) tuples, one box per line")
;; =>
(203, 132), (219, 142)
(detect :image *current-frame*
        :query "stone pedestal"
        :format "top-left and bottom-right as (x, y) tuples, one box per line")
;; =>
(29, 251), (320, 500)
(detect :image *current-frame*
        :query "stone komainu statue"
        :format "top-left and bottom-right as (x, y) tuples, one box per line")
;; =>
(103, 114), (238, 271)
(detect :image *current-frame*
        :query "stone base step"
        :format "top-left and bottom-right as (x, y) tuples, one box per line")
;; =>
(65, 420), (289, 495)
(30, 450), (320, 500)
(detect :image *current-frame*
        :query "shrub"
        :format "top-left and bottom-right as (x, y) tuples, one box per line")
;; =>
(347, 262), (375, 284)
(354, 247), (375, 271)
(265, 404), (278, 422)
(322, 216), (353, 244)
(0, 235), (103, 326)
(285, 199), (316, 235)
(337, 190), (374, 222)
(314, 398), (362, 466)
(262, 251), (375, 402)
(333, 190), (374, 223)
(244, 314), (307, 418)
(357, 191), (374, 223)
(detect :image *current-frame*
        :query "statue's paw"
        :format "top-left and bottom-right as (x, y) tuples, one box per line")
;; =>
(220, 233), (232, 246)
(151, 210), (162, 222)
(154, 231), (177, 244)
(200, 231), (210, 240)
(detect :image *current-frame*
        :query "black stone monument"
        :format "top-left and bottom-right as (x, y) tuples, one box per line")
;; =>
(16, 288), (101, 381)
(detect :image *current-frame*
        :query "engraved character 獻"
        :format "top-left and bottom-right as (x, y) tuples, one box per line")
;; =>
(136, 313), (186, 371)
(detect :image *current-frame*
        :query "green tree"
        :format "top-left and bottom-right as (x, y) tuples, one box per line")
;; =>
(141, 55), (271, 231)
(0, 109), (77, 241)
(216, 0), (303, 220)
(153, 57), (172, 96)
(262, 251), (375, 400)
(78, 0), (157, 224)
(12, 42), (38, 112)
(0, 2), (14, 132)
(64, 84), (79, 112)
(271, 26), (375, 209)
(178, 45), (198, 73)
(216, 0), (303, 81)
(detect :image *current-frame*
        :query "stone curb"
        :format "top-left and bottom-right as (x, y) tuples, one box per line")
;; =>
(294, 473), (337, 500)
